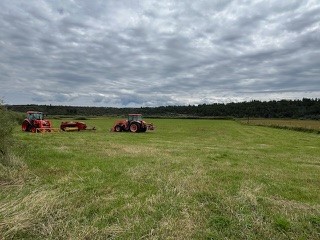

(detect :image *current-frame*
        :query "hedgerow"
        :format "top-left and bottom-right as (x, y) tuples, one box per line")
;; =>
(0, 102), (15, 165)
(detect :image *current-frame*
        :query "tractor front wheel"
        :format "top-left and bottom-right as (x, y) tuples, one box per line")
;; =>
(22, 121), (29, 132)
(129, 123), (139, 133)
(114, 125), (122, 132)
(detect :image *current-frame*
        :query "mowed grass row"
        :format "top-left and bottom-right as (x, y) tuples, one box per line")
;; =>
(239, 118), (320, 133)
(1, 118), (320, 239)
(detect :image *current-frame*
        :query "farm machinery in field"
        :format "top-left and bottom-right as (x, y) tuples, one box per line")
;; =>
(21, 111), (58, 133)
(22, 111), (96, 133)
(112, 114), (155, 133)
(22, 111), (153, 134)
(60, 121), (96, 131)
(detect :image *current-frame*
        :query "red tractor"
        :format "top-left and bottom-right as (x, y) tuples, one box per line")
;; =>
(112, 114), (154, 133)
(22, 111), (53, 133)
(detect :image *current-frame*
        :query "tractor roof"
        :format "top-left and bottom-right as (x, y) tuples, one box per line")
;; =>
(27, 111), (43, 114)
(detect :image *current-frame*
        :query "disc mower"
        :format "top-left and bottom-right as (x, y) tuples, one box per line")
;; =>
(60, 121), (96, 131)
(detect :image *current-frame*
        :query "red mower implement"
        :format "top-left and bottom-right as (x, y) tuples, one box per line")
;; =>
(22, 111), (58, 133)
(60, 121), (96, 131)
(112, 114), (155, 133)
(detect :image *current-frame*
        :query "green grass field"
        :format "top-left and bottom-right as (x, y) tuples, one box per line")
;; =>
(238, 118), (320, 133)
(1, 118), (320, 239)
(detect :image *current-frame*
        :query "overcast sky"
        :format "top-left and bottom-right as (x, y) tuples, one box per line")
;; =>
(1, 0), (319, 107)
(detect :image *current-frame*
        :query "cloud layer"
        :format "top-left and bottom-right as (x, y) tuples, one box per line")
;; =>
(1, 0), (319, 107)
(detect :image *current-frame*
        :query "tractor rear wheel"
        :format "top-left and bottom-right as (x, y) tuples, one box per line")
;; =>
(129, 123), (139, 133)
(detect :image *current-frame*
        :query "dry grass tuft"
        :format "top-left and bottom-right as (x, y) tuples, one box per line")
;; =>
(267, 197), (320, 212)
(238, 181), (264, 206)
(0, 187), (62, 238)
(0, 186), (126, 239)
(0, 154), (28, 187)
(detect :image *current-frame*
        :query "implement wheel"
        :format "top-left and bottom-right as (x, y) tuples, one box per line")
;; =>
(129, 123), (139, 133)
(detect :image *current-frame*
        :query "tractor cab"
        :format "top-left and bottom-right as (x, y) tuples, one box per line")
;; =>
(27, 111), (44, 121)
(128, 114), (143, 122)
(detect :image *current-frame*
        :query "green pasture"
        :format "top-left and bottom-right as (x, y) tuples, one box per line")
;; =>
(238, 118), (320, 133)
(1, 118), (320, 239)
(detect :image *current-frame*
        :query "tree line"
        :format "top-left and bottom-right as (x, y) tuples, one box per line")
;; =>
(6, 98), (320, 119)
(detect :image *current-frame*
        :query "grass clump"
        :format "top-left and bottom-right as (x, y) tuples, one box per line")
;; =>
(273, 216), (291, 232)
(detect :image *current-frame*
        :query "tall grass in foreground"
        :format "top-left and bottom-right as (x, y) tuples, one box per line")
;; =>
(0, 103), (28, 187)
(1, 118), (320, 239)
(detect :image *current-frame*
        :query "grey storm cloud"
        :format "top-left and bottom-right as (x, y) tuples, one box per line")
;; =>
(0, 0), (319, 107)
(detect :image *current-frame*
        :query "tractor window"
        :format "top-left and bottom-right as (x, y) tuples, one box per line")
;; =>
(28, 113), (43, 120)
(128, 115), (142, 121)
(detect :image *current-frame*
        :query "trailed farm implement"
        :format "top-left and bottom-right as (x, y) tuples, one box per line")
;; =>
(60, 121), (96, 131)
(112, 114), (155, 133)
